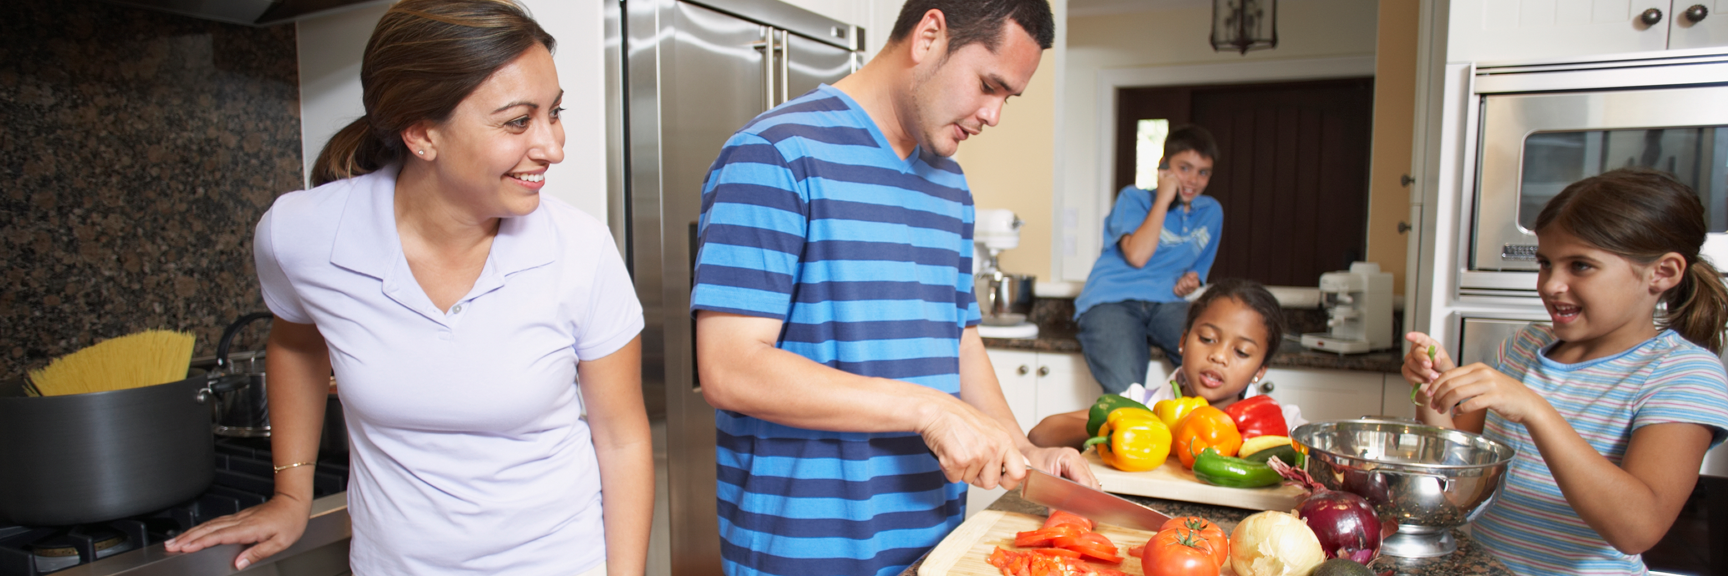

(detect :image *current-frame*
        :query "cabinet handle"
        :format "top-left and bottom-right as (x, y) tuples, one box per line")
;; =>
(1684, 4), (1708, 23)
(1639, 7), (1663, 25)
(1037, 366), (1051, 377)
(1259, 381), (1275, 393)
(1017, 365), (1030, 376)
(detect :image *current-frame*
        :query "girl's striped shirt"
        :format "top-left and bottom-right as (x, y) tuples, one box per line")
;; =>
(1474, 324), (1728, 575)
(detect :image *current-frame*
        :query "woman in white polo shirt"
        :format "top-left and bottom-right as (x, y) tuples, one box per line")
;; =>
(163, 1), (651, 574)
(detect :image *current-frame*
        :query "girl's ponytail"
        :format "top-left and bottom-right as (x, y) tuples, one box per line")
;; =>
(1666, 257), (1728, 354)
(311, 116), (396, 187)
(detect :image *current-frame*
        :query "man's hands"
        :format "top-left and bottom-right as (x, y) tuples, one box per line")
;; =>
(1173, 271), (1201, 297)
(1025, 445), (1100, 490)
(918, 396), (1029, 490)
(915, 396), (1102, 491)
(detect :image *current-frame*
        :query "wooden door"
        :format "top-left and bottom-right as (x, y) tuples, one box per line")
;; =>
(1115, 78), (1374, 287)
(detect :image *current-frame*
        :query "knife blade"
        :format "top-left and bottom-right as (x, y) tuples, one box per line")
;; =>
(1019, 467), (1172, 532)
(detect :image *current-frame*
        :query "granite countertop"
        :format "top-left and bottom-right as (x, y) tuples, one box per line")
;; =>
(980, 298), (1406, 374)
(981, 331), (1405, 375)
(900, 491), (1512, 576)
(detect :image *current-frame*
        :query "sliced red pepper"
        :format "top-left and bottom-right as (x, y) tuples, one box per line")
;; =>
(1014, 525), (1080, 548)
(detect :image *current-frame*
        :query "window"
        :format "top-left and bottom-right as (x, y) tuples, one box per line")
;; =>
(1134, 119), (1170, 191)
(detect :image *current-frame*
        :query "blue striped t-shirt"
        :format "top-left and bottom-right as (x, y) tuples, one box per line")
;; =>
(689, 84), (981, 576)
(1473, 324), (1728, 575)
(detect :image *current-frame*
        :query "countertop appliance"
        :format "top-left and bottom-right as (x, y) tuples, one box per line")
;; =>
(0, 437), (350, 576)
(605, 1), (863, 574)
(1300, 262), (1394, 354)
(975, 209), (1039, 339)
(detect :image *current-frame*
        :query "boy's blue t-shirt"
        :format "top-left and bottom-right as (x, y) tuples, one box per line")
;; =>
(1074, 186), (1223, 318)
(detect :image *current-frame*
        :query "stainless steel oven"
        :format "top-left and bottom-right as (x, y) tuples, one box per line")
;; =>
(1464, 51), (1728, 293)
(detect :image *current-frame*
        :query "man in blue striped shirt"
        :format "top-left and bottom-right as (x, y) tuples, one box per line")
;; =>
(690, 2), (1097, 575)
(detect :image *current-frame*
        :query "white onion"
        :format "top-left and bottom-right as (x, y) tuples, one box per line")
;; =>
(1229, 511), (1327, 576)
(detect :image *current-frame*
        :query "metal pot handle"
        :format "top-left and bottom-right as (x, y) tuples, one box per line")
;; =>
(214, 312), (273, 374)
(195, 373), (253, 404)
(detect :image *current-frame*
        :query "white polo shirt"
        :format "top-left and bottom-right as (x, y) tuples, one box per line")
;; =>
(254, 165), (643, 575)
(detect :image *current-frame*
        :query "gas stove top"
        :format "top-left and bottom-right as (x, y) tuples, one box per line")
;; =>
(0, 439), (347, 576)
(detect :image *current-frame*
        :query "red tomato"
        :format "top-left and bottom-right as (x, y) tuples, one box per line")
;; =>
(1157, 517), (1227, 567)
(1141, 529), (1220, 576)
(1043, 510), (1095, 531)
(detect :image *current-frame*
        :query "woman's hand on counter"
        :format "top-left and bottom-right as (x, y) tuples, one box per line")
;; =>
(163, 494), (312, 569)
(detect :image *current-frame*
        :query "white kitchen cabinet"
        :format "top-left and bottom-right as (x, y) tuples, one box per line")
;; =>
(1380, 373), (1420, 421)
(1669, 1), (1728, 48)
(1448, 0), (1727, 64)
(988, 349), (1044, 434)
(1254, 367), (1387, 424)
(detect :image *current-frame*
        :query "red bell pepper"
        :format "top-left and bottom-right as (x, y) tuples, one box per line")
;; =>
(1223, 395), (1288, 439)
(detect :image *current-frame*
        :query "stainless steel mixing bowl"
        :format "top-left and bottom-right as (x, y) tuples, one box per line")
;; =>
(1291, 419), (1517, 558)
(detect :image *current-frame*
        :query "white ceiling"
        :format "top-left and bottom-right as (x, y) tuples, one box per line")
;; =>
(1067, 0), (1211, 18)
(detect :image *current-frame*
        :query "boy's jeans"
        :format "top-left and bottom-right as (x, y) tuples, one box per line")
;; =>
(1076, 300), (1187, 395)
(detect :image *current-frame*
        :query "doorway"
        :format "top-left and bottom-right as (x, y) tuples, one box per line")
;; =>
(1114, 78), (1375, 287)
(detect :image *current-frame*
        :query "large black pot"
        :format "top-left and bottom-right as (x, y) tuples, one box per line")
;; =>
(0, 371), (245, 525)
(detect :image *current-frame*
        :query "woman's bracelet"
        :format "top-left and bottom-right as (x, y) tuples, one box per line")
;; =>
(273, 461), (316, 474)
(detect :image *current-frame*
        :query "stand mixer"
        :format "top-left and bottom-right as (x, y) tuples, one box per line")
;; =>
(1300, 262), (1393, 354)
(975, 209), (1038, 339)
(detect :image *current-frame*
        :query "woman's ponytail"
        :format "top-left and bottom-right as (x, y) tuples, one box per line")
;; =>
(1666, 257), (1728, 355)
(311, 116), (398, 187)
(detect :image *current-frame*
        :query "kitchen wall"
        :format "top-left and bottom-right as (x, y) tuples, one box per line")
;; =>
(1055, 0), (1382, 283)
(0, 0), (300, 382)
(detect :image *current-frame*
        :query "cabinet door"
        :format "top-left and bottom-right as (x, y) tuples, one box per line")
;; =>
(989, 349), (1041, 434)
(1033, 353), (1102, 424)
(1448, 0), (1669, 63)
(1257, 368), (1386, 424)
(1669, 0), (1728, 49)
(1380, 374), (1420, 421)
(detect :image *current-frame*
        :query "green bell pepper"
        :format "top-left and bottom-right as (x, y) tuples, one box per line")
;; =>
(1086, 394), (1151, 437)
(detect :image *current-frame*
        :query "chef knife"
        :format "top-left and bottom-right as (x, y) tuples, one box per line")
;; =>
(1019, 467), (1172, 531)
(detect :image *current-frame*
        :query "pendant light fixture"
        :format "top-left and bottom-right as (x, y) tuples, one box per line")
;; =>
(1212, 0), (1278, 55)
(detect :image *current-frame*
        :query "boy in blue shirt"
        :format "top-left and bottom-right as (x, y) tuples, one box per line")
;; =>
(1074, 126), (1222, 394)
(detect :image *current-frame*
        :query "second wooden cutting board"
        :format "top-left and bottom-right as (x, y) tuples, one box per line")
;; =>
(1084, 449), (1304, 512)
(918, 509), (1239, 576)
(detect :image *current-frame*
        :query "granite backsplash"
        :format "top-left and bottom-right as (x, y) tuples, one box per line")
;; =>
(0, 0), (301, 381)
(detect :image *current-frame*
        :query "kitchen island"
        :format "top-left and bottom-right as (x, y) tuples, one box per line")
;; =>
(900, 490), (1512, 576)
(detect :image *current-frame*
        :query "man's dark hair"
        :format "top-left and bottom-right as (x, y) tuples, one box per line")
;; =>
(888, 0), (1055, 53)
(1163, 125), (1220, 165)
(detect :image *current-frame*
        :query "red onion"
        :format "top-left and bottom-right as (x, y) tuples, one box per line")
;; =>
(1268, 457), (1382, 563)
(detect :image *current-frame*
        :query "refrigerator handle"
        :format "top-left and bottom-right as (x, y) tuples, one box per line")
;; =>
(777, 29), (789, 106)
(753, 27), (775, 111)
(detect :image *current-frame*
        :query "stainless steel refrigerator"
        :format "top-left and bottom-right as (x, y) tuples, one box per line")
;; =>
(603, 1), (863, 573)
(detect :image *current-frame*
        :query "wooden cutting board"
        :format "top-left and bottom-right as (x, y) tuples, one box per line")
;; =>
(918, 509), (1239, 576)
(1085, 449), (1305, 512)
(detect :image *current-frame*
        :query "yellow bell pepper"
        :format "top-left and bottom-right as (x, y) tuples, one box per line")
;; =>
(1082, 408), (1172, 472)
(1153, 379), (1209, 431)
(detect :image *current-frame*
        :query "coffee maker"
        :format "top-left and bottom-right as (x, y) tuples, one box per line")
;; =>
(1300, 262), (1393, 354)
(974, 209), (1038, 339)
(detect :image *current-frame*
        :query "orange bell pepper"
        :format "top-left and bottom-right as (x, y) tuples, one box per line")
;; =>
(1172, 406), (1243, 469)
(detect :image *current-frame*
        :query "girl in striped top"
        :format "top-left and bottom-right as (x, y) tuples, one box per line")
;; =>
(1403, 168), (1728, 575)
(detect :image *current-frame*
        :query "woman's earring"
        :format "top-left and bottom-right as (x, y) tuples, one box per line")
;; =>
(416, 150), (424, 155)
